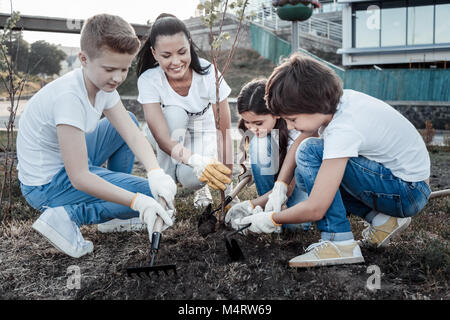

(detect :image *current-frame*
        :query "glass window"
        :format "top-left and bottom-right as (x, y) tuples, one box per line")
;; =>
(435, 3), (450, 43)
(407, 5), (434, 45)
(381, 2), (406, 46)
(354, 3), (381, 48)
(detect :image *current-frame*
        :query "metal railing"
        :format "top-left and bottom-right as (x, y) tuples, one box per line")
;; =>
(246, 0), (342, 43)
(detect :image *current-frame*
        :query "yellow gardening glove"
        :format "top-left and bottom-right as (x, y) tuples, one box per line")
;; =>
(188, 154), (232, 191)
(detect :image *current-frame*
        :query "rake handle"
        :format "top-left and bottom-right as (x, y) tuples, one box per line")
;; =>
(430, 189), (450, 199)
(153, 197), (168, 233)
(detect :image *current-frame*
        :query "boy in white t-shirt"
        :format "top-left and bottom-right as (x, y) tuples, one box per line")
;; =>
(17, 14), (178, 258)
(231, 53), (431, 267)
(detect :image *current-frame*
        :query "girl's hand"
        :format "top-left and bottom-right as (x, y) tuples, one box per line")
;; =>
(225, 200), (255, 230)
(147, 168), (177, 210)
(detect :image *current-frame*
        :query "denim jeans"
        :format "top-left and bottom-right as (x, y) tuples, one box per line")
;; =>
(294, 137), (431, 241)
(144, 105), (217, 189)
(250, 134), (311, 231)
(20, 112), (150, 227)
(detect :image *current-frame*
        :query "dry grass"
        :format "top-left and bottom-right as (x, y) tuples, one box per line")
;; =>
(0, 149), (448, 300)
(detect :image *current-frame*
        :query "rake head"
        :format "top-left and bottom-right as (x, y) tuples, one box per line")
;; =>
(126, 264), (177, 278)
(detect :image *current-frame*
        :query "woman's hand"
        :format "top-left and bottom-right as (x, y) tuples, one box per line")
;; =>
(188, 154), (231, 191)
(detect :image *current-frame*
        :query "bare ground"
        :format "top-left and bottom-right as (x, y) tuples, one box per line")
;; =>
(0, 148), (448, 300)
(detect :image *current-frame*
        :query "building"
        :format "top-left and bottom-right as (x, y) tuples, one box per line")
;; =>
(338, 0), (450, 68)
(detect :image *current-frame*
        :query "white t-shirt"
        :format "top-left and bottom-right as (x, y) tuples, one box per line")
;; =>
(319, 90), (430, 182)
(137, 58), (231, 115)
(17, 68), (120, 186)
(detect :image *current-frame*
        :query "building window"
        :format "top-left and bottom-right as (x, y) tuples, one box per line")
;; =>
(435, 2), (450, 43)
(381, 1), (407, 47)
(352, 0), (450, 48)
(354, 2), (380, 48)
(407, 3), (434, 45)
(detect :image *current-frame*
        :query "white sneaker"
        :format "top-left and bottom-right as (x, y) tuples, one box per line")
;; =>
(289, 239), (364, 268)
(32, 207), (93, 258)
(194, 185), (213, 209)
(97, 217), (145, 233)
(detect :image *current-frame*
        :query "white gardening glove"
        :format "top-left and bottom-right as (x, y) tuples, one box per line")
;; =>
(147, 168), (177, 210)
(225, 200), (255, 230)
(265, 181), (288, 212)
(131, 193), (173, 240)
(234, 210), (281, 234)
(188, 154), (231, 191)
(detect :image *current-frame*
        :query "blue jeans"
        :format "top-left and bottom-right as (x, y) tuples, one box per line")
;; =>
(294, 138), (431, 241)
(250, 134), (311, 231)
(20, 112), (150, 227)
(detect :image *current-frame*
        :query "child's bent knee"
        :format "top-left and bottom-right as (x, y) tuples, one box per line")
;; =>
(295, 137), (323, 165)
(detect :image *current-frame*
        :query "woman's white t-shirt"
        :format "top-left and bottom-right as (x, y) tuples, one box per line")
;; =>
(137, 58), (231, 132)
(319, 90), (430, 182)
(17, 68), (120, 186)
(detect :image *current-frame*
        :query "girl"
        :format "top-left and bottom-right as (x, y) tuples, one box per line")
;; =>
(225, 79), (311, 232)
(136, 13), (234, 208)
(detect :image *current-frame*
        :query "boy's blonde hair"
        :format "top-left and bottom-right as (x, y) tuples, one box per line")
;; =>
(80, 14), (141, 58)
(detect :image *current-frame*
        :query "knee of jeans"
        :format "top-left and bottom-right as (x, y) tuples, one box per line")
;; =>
(163, 106), (189, 132)
(295, 137), (324, 166)
(176, 164), (203, 189)
(127, 111), (139, 127)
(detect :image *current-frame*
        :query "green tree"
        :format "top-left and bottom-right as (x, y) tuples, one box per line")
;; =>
(28, 40), (66, 75)
(4, 31), (29, 73)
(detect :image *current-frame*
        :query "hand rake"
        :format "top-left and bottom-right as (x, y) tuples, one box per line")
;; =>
(126, 198), (177, 278)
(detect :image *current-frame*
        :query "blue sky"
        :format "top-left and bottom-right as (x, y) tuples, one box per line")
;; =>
(0, 0), (200, 47)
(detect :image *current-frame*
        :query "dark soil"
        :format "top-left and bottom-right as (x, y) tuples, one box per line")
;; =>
(0, 148), (448, 300)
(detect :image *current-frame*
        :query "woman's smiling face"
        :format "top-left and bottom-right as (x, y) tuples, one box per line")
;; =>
(151, 32), (191, 81)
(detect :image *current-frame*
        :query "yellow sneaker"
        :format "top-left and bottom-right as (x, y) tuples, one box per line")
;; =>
(289, 240), (364, 268)
(360, 216), (411, 248)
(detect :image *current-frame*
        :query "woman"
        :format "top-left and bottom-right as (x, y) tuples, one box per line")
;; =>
(136, 13), (234, 208)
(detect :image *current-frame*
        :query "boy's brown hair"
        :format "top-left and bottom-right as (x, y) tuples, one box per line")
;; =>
(80, 14), (140, 58)
(265, 53), (343, 115)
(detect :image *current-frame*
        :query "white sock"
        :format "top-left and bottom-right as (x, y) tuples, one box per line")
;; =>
(372, 212), (391, 227)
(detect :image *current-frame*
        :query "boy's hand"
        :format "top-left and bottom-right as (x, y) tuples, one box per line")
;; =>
(131, 193), (173, 238)
(265, 181), (288, 212)
(147, 168), (177, 210)
(188, 154), (232, 191)
(235, 210), (281, 234)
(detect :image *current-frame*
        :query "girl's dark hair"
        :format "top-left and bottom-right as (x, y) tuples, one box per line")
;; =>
(237, 79), (290, 178)
(136, 13), (210, 77)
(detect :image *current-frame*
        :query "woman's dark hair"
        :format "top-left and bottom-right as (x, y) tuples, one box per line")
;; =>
(237, 79), (290, 178)
(136, 13), (210, 77)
